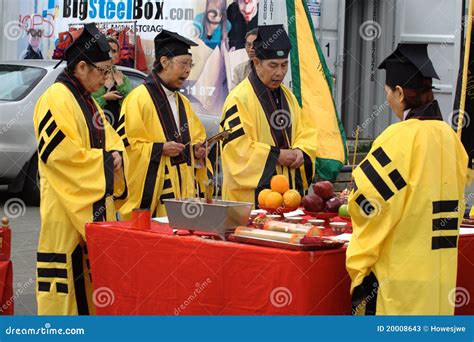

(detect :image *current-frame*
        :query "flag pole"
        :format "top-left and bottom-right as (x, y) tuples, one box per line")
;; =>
(458, 0), (474, 137)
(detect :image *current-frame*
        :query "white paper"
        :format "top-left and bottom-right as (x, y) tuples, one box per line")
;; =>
(328, 233), (352, 242)
(283, 210), (305, 218)
(460, 228), (474, 235)
(152, 217), (169, 224)
(251, 209), (267, 215)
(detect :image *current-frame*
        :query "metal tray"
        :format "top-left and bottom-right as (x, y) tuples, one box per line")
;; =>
(232, 235), (345, 251)
(163, 198), (252, 240)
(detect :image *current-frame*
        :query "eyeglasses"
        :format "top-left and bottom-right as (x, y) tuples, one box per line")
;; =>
(28, 29), (43, 38)
(172, 59), (194, 70)
(88, 62), (113, 76)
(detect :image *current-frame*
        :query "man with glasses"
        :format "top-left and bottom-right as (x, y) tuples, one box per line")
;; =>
(20, 28), (44, 59)
(33, 23), (125, 315)
(118, 30), (212, 218)
(231, 28), (257, 89)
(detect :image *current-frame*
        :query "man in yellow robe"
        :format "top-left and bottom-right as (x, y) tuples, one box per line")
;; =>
(34, 24), (125, 315)
(118, 30), (211, 218)
(220, 25), (317, 206)
(347, 44), (468, 315)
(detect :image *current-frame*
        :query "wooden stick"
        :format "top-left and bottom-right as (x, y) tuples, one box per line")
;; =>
(349, 126), (360, 190)
(458, 0), (474, 138)
(215, 142), (220, 200)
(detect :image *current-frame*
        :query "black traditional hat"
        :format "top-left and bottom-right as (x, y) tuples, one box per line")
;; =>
(64, 23), (111, 66)
(378, 43), (439, 89)
(154, 30), (198, 60)
(254, 24), (292, 60)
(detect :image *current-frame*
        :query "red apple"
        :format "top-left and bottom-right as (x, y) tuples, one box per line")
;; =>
(302, 194), (325, 212)
(325, 197), (343, 213)
(313, 181), (334, 200)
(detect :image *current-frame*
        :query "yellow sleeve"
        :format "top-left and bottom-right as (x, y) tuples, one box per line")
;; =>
(98, 99), (127, 199)
(116, 88), (164, 214)
(220, 95), (280, 191)
(291, 97), (318, 189)
(34, 86), (119, 238)
(346, 130), (409, 293)
(119, 87), (164, 169)
(185, 98), (213, 194)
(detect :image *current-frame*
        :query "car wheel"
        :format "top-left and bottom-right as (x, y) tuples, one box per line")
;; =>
(23, 153), (40, 206)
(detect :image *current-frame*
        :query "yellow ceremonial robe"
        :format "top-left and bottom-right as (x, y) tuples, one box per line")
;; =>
(34, 71), (125, 315)
(118, 73), (211, 218)
(346, 101), (468, 315)
(220, 71), (317, 206)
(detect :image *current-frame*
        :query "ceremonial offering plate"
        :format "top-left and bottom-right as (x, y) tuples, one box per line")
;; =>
(232, 235), (345, 251)
(303, 211), (338, 220)
(164, 198), (252, 240)
(259, 206), (295, 214)
(232, 235), (316, 251)
(300, 236), (345, 249)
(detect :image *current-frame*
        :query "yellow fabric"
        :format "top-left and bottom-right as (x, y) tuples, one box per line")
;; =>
(346, 119), (468, 315)
(34, 83), (124, 315)
(118, 84), (210, 218)
(220, 79), (317, 205)
(293, 0), (345, 166)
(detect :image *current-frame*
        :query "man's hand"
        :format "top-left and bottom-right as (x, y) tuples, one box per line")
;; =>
(289, 149), (304, 169)
(111, 151), (122, 172)
(163, 141), (185, 157)
(194, 142), (207, 160)
(277, 149), (297, 166)
(103, 91), (123, 101)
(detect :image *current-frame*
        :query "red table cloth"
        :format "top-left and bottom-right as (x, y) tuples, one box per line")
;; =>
(85, 222), (474, 315)
(0, 260), (13, 315)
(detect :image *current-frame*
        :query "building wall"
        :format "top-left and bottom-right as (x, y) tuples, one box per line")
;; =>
(341, 0), (463, 140)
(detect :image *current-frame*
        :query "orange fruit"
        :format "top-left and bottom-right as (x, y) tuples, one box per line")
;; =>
(283, 190), (302, 210)
(270, 175), (290, 194)
(265, 191), (283, 210)
(258, 189), (272, 207)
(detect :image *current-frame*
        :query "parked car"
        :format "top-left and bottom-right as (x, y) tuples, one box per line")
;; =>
(0, 60), (220, 205)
